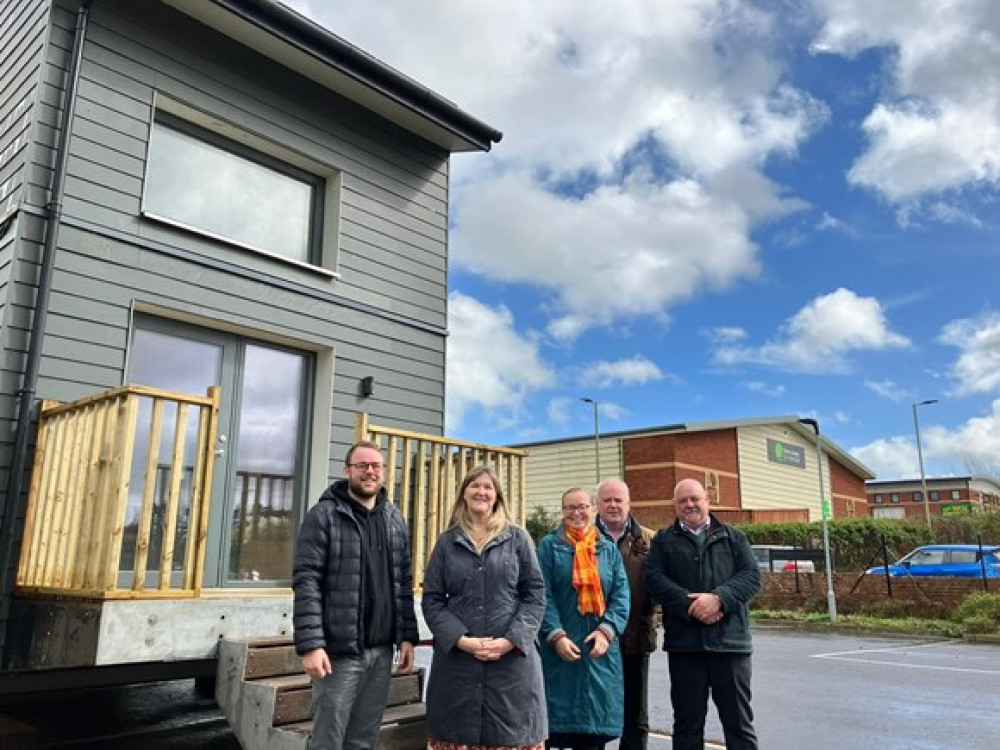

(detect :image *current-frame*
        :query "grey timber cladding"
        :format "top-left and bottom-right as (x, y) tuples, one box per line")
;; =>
(11, 0), (458, 473)
(0, 0), (50, 226)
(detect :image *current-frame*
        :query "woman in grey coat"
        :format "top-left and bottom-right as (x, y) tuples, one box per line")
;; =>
(422, 466), (548, 750)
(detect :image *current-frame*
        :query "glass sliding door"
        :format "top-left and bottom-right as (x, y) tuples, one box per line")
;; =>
(125, 316), (310, 587)
(226, 344), (307, 583)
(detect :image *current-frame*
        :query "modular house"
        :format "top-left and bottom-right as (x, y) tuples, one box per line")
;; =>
(0, 0), (503, 687)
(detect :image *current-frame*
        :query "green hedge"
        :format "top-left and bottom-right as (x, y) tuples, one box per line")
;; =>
(952, 593), (1000, 634)
(734, 515), (1000, 571)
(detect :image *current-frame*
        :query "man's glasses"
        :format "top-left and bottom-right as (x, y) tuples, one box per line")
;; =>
(562, 504), (590, 514)
(348, 462), (384, 472)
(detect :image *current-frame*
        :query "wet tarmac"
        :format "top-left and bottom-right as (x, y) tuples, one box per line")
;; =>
(0, 678), (239, 749)
(1, 630), (998, 748)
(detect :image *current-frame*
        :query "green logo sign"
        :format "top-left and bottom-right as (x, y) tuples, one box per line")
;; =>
(767, 438), (806, 469)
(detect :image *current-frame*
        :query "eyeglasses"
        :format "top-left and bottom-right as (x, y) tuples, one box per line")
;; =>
(348, 462), (384, 472)
(562, 504), (591, 514)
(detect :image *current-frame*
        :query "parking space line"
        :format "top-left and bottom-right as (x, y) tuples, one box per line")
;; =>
(649, 730), (725, 748)
(811, 640), (950, 659)
(811, 654), (1000, 675)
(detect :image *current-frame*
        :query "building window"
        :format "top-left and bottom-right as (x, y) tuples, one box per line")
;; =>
(913, 491), (923, 502)
(143, 114), (324, 265)
(929, 490), (939, 501)
(951, 490), (962, 500)
(890, 493), (900, 503)
(874, 494), (883, 504)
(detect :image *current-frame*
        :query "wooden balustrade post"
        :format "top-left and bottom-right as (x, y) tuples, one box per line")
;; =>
(192, 386), (221, 597)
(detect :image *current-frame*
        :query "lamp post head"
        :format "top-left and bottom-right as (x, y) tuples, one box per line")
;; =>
(580, 397), (595, 405)
(914, 399), (938, 408)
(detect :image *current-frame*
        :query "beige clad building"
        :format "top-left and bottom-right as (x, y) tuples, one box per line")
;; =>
(513, 416), (874, 529)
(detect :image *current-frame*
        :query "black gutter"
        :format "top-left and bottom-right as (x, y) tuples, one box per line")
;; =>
(0, 2), (92, 606)
(211, 0), (502, 151)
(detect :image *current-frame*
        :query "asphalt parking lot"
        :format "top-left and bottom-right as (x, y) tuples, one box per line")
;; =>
(2, 628), (998, 748)
(645, 627), (1000, 749)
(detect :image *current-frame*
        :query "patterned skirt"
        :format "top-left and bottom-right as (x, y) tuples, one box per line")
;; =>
(428, 740), (546, 750)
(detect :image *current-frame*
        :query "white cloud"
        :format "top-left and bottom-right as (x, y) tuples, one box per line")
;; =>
(833, 410), (850, 425)
(744, 381), (786, 397)
(547, 397), (573, 426)
(713, 288), (910, 372)
(579, 355), (664, 389)
(707, 326), (748, 344)
(851, 399), (1000, 479)
(445, 293), (555, 430)
(816, 211), (845, 231)
(939, 310), (1000, 395)
(811, 0), (1000, 208)
(599, 402), (628, 421)
(850, 435), (918, 479)
(864, 378), (911, 402)
(923, 400), (1000, 467)
(453, 170), (766, 341)
(287, 0), (825, 339)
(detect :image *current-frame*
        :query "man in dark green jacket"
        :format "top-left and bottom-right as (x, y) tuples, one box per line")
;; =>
(645, 479), (761, 750)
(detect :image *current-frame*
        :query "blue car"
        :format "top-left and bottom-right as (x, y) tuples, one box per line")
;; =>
(866, 544), (1000, 578)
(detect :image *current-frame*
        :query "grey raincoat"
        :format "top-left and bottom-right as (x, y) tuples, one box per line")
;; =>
(422, 524), (548, 746)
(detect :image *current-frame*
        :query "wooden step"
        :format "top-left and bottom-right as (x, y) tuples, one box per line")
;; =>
(267, 671), (424, 727)
(245, 642), (300, 679)
(276, 705), (427, 750)
(218, 638), (428, 750)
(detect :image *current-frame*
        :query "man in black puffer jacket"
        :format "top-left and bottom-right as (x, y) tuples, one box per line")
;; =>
(293, 440), (418, 750)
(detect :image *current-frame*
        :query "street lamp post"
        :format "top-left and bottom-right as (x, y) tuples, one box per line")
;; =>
(799, 418), (837, 622)
(912, 399), (938, 529)
(580, 397), (600, 484)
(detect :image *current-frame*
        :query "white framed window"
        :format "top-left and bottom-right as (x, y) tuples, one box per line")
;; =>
(890, 493), (901, 503)
(142, 98), (340, 274)
(951, 490), (962, 500)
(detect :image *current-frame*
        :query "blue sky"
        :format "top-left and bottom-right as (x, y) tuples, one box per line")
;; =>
(288, 0), (1000, 480)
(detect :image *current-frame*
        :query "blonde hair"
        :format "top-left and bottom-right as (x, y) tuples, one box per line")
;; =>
(449, 466), (510, 549)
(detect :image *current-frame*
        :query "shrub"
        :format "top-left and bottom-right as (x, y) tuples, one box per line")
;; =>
(952, 593), (1000, 633)
(525, 506), (559, 545)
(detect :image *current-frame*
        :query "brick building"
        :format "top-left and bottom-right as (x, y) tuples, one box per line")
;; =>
(866, 476), (1000, 520)
(515, 416), (874, 529)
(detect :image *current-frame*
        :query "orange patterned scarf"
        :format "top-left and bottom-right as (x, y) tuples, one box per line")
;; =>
(565, 523), (606, 616)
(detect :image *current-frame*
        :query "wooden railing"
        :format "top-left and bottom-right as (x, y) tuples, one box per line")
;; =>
(16, 385), (220, 599)
(354, 413), (528, 588)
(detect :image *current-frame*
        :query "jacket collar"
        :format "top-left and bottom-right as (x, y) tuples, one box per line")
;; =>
(596, 514), (637, 543)
(672, 513), (724, 539)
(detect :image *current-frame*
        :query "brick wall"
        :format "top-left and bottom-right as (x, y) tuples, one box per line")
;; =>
(624, 430), (743, 529)
(755, 572), (993, 618)
(673, 429), (739, 473)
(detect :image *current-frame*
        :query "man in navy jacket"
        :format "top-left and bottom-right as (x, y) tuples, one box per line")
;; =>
(645, 479), (762, 750)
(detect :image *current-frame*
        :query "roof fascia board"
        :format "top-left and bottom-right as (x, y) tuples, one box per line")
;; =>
(163, 0), (502, 153)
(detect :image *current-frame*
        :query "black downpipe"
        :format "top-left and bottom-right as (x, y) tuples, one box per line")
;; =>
(0, 1), (92, 603)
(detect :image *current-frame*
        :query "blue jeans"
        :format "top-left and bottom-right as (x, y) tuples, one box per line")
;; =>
(308, 646), (393, 750)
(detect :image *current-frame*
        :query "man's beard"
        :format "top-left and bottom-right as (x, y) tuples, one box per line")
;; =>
(349, 475), (380, 502)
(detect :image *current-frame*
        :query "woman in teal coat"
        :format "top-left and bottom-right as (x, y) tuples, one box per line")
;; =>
(538, 487), (630, 750)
